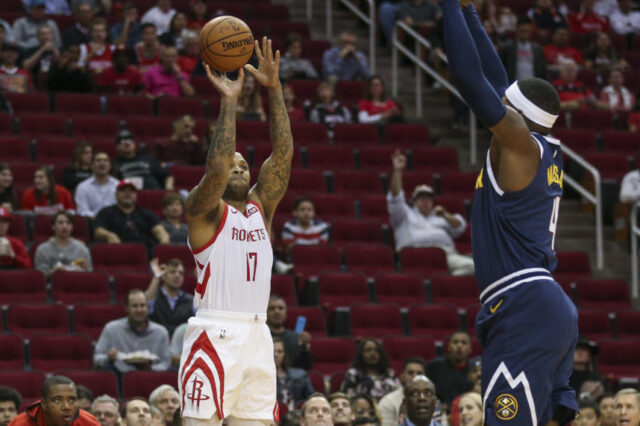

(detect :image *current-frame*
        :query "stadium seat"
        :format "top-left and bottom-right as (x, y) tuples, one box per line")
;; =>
(7, 214), (28, 243)
(305, 145), (355, 170)
(289, 169), (328, 193)
(329, 371), (346, 393)
(106, 95), (154, 117)
(383, 336), (437, 374)
(408, 305), (462, 340)
(309, 338), (356, 375)
(157, 97), (206, 118)
(359, 195), (389, 221)
(575, 279), (631, 310)
(291, 122), (328, 145)
(237, 122), (270, 146)
(571, 109), (614, 130)
(358, 146), (395, 172)
(122, 371), (179, 399)
(435, 196), (467, 216)
(56, 94), (102, 115)
(72, 116), (120, 138)
(291, 245), (342, 277)
(335, 81), (365, 107)
(250, 144), (303, 169)
(288, 80), (321, 104)
(249, 4), (290, 20)
(171, 166), (205, 190)
(333, 124), (380, 147)
(410, 147), (459, 173)
(399, 247), (449, 277)
(331, 220), (383, 248)
(600, 131), (640, 155)
(33, 214), (89, 242)
(33, 137), (79, 165)
(551, 129), (598, 154)
(73, 303), (126, 341)
(431, 276), (479, 308)
(113, 273), (152, 302)
(307, 371), (326, 394)
(190, 76), (217, 97)
(374, 273), (425, 307)
(577, 309), (612, 340)
(350, 303), (403, 338)
(54, 370), (119, 399)
(385, 123), (430, 146)
(154, 244), (194, 269)
(0, 371), (46, 401)
(439, 172), (477, 199)
(401, 171), (435, 195)
(284, 307), (327, 337)
(207, 2), (247, 19)
(51, 271), (110, 305)
(598, 339), (640, 378)
(0, 270), (46, 304)
(7, 93), (49, 114)
(0, 334), (25, 370)
(136, 190), (168, 215)
(332, 170), (385, 197)
(317, 273), (370, 309)
(465, 304), (481, 335)
(92, 243), (149, 275)
(29, 334), (93, 372)
(7, 304), (69, 339)
(615, 310), (640, 338)
(125, 117), (173, 139)
(344, 244), (395, 276)
(271, 275), (297, 307)
(270, 22), (310, 39)
(554, 251), (592, 283)
(18, 114), (68, 137)
(0, 137), (30, 162)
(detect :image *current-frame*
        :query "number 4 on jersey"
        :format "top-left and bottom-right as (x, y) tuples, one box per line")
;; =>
(549, 196), (560, 251)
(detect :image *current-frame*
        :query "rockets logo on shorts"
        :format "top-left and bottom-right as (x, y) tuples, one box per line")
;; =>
(187, 373), (211, 409)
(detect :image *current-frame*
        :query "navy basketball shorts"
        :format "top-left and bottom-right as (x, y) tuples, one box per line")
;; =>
(476, 276), (578, 425)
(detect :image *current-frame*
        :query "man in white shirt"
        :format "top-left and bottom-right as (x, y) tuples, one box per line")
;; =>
(387, 151), (475, 276)
(620, 161), (640, 204)
(141, 0), (176, 35)
(75, 152), (119, 217)
(610, 0), (640, 35)
(379, 358), (426, 426)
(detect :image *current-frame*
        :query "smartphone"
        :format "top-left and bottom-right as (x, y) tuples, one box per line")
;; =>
(294, 316), (307, 334)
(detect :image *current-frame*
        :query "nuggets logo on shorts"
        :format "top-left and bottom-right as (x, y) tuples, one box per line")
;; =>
(495, 394), (518, 420)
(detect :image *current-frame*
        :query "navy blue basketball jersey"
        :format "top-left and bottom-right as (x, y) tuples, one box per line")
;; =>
(471, 133), (563, 292)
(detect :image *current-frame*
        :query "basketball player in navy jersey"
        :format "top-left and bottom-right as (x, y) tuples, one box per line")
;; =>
(440, 0), (578, 425)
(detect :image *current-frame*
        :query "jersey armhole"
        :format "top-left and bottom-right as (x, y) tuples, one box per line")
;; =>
(190, 202), (229, 255)
(248, 200), (268, 228)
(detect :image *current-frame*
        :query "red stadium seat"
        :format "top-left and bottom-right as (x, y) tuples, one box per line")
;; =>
(0, 371), (46, 400)
(137, 190), (168, 215)
(408, 305), (461, 340)
(345, 244), (395, 276)
(399, 247), (449, 277)
(431, 276), (479, 308)
(51, 271), (110, 305)
(439, 172), (477, 198)
(237, 122), (270, 146)
(54, 370), (119, 399)
(307, 371), (326, 394)
(7, 304), (69, 339)
(292, 245), (342, 277)
(333, 124), (380, 147)
(291, 122), (328, 145)
(113, 273), (152, 302)
(92, 243), (149, 275)
(615, 310), (640, 338)
(270, 22), (310, 39)
(332, 170), (385, 197)
(465, 304), (480, 335)
(7, 93), (49, 114)
(0, 137), (30, 162)
(600, 131), (640, 155)
(7, 214), (28, 243)
(56, 94), (102, 115)
(106, 96), (154, 117)
(250, 4), (290, 20)
(157, 97), (205, 118)
(251, 144), (303, 169)
(122, 371), (179, 399)
(34, 137), (78, 164)
(385, 123), (430, 146)
(554, 251), (592, 284)
(289, 169), (329, 194)
(331, 220), (383, 248)
(310, 338), (356, 375)
(577, 309), (612, 340)
(335, 81), (365, 107)
(375, 273), (425, 307)
(126, 117), (173, 139)
(154, 244), (194, 270)
(410, 147), (459, 173)
(329, 371), (346, 393)
(401, 171), (435, 195)
(288, 80), (321, 104)
(29, 334), (93, 372)
(359, 195), (389, 221)
(191, 76), (220, 98)
(72, 116), (120, 138)
(33, 214), (89, 242)
(271, 274), (297, 306)
(551, 129), (598, 153)
(305, 145), (354, 170)
(317, 273), (370, 309)
(0, 334), (25, 370)
(73, 303), (126, 341)
(358, 147), (395, 172)
(350, 303), (403, 338)
(598, 339), (640, 379)
(383, 336), (436, 374)
(284, 307), (327, 337)
(435, 195), (467, 216)
(571, 109), (614, 130)
(18, 114), (69, 137)
(171, 166), (205, 190)
(575, 279), (630, 310)
(0, 114), (13, 136)
(0, 270), (46, 304)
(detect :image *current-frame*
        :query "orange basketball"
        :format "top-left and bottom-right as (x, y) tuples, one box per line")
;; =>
(199, 16), (254, 73)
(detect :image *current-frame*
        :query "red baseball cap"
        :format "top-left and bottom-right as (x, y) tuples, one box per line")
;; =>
(0, 207), (11, 219)
(117, 179), (137, 191)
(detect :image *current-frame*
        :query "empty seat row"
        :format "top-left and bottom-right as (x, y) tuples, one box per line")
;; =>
(552, 129), (640, 156)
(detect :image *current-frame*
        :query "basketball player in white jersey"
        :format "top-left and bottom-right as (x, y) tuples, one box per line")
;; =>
(178, 37), (293, 426)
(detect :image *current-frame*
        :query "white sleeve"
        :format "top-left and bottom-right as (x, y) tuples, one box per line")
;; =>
(358, 109), (383, 124)
(448, 213), (467, 238)
(386, 190), (411, 230)
(620, 171), (640, 203)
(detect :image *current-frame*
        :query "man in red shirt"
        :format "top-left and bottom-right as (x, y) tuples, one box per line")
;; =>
(98, 47), (144, 94)
(0, 42), (34, 93)
(0, 207), (31, 269)
(552, 59), (607, 110)
(544, 27), (584, 71)
(569, 0), (610, 33)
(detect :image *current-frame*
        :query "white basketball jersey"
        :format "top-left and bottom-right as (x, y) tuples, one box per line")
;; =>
(189, 201), (273, 314)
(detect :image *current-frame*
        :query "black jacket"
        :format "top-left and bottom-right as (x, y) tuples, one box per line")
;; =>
(499, 40), (548, 83)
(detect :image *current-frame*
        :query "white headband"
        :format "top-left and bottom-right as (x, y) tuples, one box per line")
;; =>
(504, 81), (558, 128)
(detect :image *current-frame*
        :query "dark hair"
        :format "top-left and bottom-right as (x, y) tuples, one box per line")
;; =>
(51, 210), (74, 226)
(365, 75), (387, 102)
(352, 338), (390, 375)
(125, 289), (145, 306)
(122, 2), (137, 12)
(578, 399), (600, 417)
(328, 392), (349, 403)
(76, 385), (93, 402)
(90, 17), (107, 31)
(285, 33), (303, 51)
(294, 196), (313, 210)
(168, 11), (187, 35)
(402, 357), (426, 372)
(0, 163), (16, 210)
(165, 258), (183, 268)
(42, 376), (75, 399)
(597, 393), (615, 404)
(141, 22), (157, 33)
(0, 386), (21, 410)
(516, 78), (561, 134)
(517, 15), (532, 27)
(92, 151), (110, 162)
(121, 397), (149, 418)
(269, 294), (285, 303)
(162, 192), (183, 209)
(71, 141), (93, 169)
(273, 336), (290, 370)
(34, 166), (58, 205)
(447, 330), (471, 344)
(301, 393), (329, 417)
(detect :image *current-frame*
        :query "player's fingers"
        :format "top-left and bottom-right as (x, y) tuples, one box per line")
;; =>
(204, 63), (216, 81)
(266, 39), (273, 62)
(253, 40), (264, 62)
(262, 36), (268, 60)
(237, 66), (245, 84)
(275, 49), (280, 68)
(244, 64), (258, 76)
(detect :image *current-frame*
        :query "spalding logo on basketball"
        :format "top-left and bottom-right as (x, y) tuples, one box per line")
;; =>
(199, 16), (255, 72)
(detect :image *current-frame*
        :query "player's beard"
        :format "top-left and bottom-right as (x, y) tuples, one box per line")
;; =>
(222, 180), (249, 202)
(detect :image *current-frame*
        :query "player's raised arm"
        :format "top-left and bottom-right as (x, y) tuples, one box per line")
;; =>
(245, 37), (294, 224)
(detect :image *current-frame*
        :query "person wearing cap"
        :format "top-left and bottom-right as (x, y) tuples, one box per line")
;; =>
(379, 358), (426, 426)
(11, 0), (62, 50)
(111, 129), (174, 190)
(0, 207), (31, 269)
(98, 46), (144, 95)
(61, 1), (93, 49)
(93, 179), (170, 248)
(400, 375), (440, 426)
(0, 42), (34, 94)
(570, 336), (607, 402)
(388, 150), (474, 276)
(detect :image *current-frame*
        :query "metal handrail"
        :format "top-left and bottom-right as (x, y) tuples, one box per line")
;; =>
(631, 202), (639, 298)
(560, 144), (604, 270)
(391, 21), (478, 164)
(306, 0), (312, 21)
(326, 0), (376, 74)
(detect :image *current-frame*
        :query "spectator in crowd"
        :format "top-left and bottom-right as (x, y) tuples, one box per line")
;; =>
(328, 393), (352, 426)
(378, 357), (426, 426)
(21, 167), (75, 214)
(112, 3), (142, 49)
(94, 179), (170, 247)
(499, 17), (547, 83)
(0, 163), (17, 211)
(458, 392), (483, 426)
(358, 75), (402, 124)
(614, 389), (640, 426)
(396, 0), (442, 34)
(600, 68), (635, 113)
(611, 0), (640, 35)
(0, 27), (9, 49)
(142, 0), (177, 35)
(157, 114), (200, 164)
(309, 82), (352, 131)
(47, 44), (93, 93)
(279, 33), (319, 81)
(188, 0), (209, 30)
(267, 295), (314, 371)
(75, 386), (93, 412)
(552, 59), (597, 110)
(274, 337), (315, 410)
(449, 356), (482, 426)
(300, 394), (333, 426)
(62, 1), (93, 48)
(112, 130), (174, 190)
(341, 338), (401, 399)
(11, 376), (99, 426)
(0, 20), (14, 42)
(36, 0), (71, 15)
(282, 197), (330, 250)
(143, 45), (194, 98)
(135, 23), (163, 74)
(283, 85), (306, 122)
(571, 337), (607, 401)
(91, 395), (121, 426)
(528, 0), (568, 40)
(12, 0), (62, 49)
(63, 141), (94, 192)
(598, 393), (616, 426)
(98, 47), (144, 95)
(23, 25), (61, 79)
(583, 32), (628, 73)
(569, 0), (610, 33)
(322, 31), (371, 81)
(494, 5), (518, 37)
(78, 18), (115, 75)
(0, 42), (34, 94)
(543, 28), (583, 71)
(350, 395), (380, 423)
(75, 152), (118, 218)
(399, 376), (439, 426)
(0, 386), (21, 426)
(159, 192), (188, 243)
(120, 398), (153, 426)
(621, 156), (640, 203)
(159, 11), (189, 50)
(149, 385), (179, 426)
(146, 257), (192, 336)
(630, 108), (640, 133)
(177, 31), (199, 75)
(150, 406), (163, 426)
(0, 207), (31, 269)
(94, 289), (171, 373)
(575, 399), (600, 426)
(34, 210), (92, 278)
(169, 322), (187, 367)
(594, 0), (620, 17)
(425, 331), (472, 406)
(388, 150), (474, 276)
(237, 73), (267, 121)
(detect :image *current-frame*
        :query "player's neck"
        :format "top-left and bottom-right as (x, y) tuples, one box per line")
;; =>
(226, 199), (247, 213)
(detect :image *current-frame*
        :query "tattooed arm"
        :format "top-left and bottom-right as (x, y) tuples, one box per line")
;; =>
(246, 37), (294, 224)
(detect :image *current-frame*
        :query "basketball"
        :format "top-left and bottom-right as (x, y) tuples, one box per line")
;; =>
(199, 16), (254, 73)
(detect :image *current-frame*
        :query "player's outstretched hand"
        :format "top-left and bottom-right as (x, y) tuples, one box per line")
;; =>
(244, 36), (280, 89)
(204, 64), (245, 100)
(391, 149), (407, 171)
